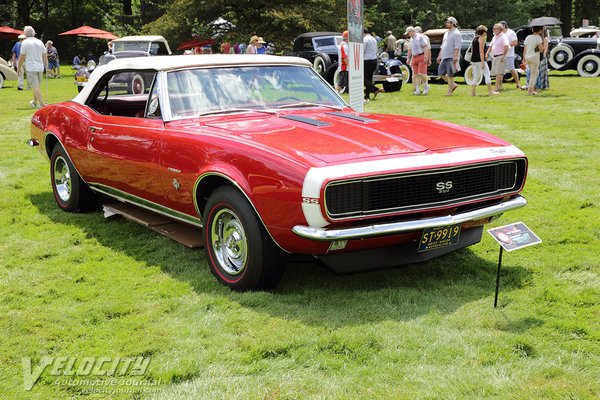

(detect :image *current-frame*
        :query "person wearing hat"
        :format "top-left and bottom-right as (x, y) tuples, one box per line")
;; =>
(256, 37), (267, 54)
(246, 36), (259, 54)
(384, 30), (397, 59)
(17, 26), (47, 108)
(436, 16), (461, 95)
(11, 34), (26, 90)
(406, 26), (430, 95)
(336, 31), (349, 93)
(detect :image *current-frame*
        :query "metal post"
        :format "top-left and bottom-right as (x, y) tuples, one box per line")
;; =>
(494, 246), (503, 308)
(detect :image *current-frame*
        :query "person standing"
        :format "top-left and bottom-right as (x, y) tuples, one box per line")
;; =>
(11, 34), (26, 90)
(256, 37), (267, 54)
(384, 31), (397, 59)
(363, 28), (383, 101)
(436, 17), (461, 96)
(523, 26), (545, 95)
(17, 26), (47, 108)
(486, 23), (509, 92)
(46, 40), (60, 79)
(246, 36), (258, 54)
(336, 31), (349, 94)
(500, 21), (524, 89)
(469, 25), (498, 96)
(405, 26), (430, 95)
(536, 27), (550, 90)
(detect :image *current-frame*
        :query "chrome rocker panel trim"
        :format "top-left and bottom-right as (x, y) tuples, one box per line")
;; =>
(292, 195), (527, 241)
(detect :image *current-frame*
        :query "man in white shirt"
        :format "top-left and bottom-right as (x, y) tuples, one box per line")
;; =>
(406, 26), (430, 95)
(501, 21), (525, 89)
(436, 17), (461, 95)
(363, 29), (383, 101)
(17, 26), (47, 108)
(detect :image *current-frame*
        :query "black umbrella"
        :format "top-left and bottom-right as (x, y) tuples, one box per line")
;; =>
(528, 17), (562, 27)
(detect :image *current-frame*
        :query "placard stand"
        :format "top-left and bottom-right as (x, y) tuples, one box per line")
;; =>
(487, 221), (542, 308)
(494, 247), (503, 308)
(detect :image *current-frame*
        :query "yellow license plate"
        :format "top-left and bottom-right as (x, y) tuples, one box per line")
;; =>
(418, 224), (461, 252)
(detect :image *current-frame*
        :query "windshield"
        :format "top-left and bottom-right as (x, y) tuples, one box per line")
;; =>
(113, 41), (151, 53)
(166, 65), (345, 119)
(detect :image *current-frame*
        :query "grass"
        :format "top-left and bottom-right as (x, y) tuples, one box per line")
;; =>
(0, 69), (599, 399)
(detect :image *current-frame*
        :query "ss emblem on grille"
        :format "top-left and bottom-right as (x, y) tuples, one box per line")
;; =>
(436, 181), (453, 193)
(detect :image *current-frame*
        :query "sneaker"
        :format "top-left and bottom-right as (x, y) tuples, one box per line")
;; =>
(29, 100), (38, 109)
(18, 87), (23, 91)
(412, 89), (420, 95)
(423, 84), (430, 95)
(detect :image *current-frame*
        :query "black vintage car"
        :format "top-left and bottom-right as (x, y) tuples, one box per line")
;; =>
(290, 32), (342, 84)
(514, 25), (600, 77)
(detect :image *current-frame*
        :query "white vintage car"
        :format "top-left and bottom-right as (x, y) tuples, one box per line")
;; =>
(0, 57), (18, 88)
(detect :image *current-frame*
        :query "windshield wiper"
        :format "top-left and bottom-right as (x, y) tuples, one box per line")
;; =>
(276, 102), (344, 111)
(198, 108), (278, 117)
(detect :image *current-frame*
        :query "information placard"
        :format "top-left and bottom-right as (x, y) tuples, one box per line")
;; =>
(347, 0), (364, 112)
(487, 222), (542, 252)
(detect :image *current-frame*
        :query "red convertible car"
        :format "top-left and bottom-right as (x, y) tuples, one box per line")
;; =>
(29, 55), (528, 290)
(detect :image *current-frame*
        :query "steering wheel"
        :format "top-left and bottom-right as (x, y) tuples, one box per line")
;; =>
(276, 96), (301, 102)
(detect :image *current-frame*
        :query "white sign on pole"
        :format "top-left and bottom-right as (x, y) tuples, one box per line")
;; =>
(347, 0), (364, 112)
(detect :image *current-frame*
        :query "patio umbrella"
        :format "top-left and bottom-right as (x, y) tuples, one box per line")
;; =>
(0, 26), (24, 40)
(528, 17), (562, 27)
(59, 25), (118, 40)
(177, 38), (215, 51)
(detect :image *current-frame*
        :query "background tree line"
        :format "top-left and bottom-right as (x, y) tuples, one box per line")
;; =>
(1, 0), (598, 61)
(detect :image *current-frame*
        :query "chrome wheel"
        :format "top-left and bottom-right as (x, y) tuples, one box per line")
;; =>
(210, 208), (248, 276)
(53, 156), (71, 202)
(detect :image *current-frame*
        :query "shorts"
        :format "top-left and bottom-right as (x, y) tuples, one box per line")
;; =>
(48, 59), (59, 69)
(26, 71), (43, 88)
(437, 58), (455, 77)
(505, 55), (515, 70)
(491, 56), (506, 75)
(410, 54), (427, 75)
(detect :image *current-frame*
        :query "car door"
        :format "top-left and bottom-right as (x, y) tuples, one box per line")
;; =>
(81, 69), (165, 205)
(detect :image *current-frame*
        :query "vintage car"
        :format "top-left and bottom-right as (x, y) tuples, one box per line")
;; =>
(0, 57), (18, 88)
(290, 32), (342, 84)
(514, 25), (600, 77)
(29, 55), (528, 291)
(73, 35), (173, 94)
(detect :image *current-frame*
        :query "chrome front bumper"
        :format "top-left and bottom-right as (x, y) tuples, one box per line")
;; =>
(292, 195), (527, 241)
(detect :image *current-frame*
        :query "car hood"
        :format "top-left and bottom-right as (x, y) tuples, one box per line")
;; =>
(195, 110), (511, 166)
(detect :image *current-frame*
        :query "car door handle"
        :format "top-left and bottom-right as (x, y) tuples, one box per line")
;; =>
(89, 126), (104, 132)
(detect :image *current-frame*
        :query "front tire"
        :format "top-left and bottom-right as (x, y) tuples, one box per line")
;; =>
(129, 73), (145, 94)
(549, 44), (574, 70)
(576, 55), (600, 77)
(50, 144), (96, 212)
(313, 54), (331, 78)
(204, 186), (284, 291)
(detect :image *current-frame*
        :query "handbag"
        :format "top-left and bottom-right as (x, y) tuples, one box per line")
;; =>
(464, 42), (473, 62)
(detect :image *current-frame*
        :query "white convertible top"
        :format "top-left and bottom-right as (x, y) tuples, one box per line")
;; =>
(72, 54), (312, 104)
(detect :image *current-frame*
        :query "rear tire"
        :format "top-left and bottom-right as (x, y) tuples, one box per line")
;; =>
(464, 65), (483, 86)
(50, 144), (96, 212)
(204, 186), (284, 291)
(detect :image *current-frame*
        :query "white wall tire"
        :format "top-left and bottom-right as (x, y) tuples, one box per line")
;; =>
(549, 45), (574, 69)
(464, 65), (483, 86)
(0, 73), (4, 88)
(313, 54), (331, 77)
(576, 55), (600, 77)
(399, 64), (411, 84)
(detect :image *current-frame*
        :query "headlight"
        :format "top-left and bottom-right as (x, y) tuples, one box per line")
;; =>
(379, 52), (389, 62)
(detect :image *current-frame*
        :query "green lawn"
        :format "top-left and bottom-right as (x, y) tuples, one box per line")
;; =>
(0, 70), (598, 399)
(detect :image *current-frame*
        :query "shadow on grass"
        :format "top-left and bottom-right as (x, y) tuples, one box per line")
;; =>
(30, 191), (532, 327)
